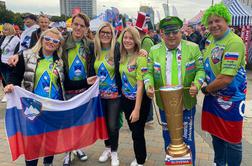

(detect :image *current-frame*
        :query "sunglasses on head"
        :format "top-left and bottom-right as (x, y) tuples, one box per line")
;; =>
(164, 29), (180, 36)
(43, 36), (60, 44)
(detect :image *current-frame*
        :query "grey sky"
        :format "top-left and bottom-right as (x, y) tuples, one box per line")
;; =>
(4, 0), (221, 21)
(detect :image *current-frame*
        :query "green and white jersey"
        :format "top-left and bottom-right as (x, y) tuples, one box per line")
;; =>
(119, 55), (147, 100)
(94, 49), (119, 99)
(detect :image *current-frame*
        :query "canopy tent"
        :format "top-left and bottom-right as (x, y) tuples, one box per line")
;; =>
(188, 10), (204, 25)
(224, 0), (252, 26)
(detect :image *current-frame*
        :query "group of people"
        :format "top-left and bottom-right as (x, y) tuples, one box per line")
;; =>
(0, 2), (247, 166)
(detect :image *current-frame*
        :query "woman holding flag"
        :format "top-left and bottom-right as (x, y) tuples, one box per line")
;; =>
(4, 28), (64, 166)
(119, 27), (150, 166)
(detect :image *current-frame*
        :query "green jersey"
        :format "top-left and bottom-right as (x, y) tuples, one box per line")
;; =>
(34, 56), (62, 99)
(119, 55), (147, 100)
(94, 49), (119, 99)
(68, 42), (87, 81)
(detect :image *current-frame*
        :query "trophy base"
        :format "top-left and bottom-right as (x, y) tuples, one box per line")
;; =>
(165, 150), (192, 166)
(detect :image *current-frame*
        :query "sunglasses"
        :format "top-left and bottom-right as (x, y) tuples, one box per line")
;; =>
(164, 29), (180, 36)
(43, 36), (60, 44)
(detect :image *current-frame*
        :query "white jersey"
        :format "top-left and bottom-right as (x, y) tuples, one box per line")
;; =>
(19, 24), (39, 52)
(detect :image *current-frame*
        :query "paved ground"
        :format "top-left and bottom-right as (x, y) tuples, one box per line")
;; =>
(0, 70), (251, 166)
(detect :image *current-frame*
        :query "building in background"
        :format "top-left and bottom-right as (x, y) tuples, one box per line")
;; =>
(240, 0), (252, 8)
(60, 0), (97, 18)
(0, 1), (6, 9)
(139, 6), (154, 29)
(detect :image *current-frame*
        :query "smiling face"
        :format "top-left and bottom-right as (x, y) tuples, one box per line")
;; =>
(207, 15), (228, 39)
(161, 29), (182, 49)
(71, 16), (88, 40)
(123, 31), (135, 53)
(99, 26), (112, 47)
(42, 31), (61, 54)
(39, 16), (50, 32)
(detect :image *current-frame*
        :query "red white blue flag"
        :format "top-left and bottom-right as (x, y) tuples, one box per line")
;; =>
(5, 80), (108, 161)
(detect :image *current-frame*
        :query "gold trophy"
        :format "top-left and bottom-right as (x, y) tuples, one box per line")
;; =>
(158, 85), (192, 165)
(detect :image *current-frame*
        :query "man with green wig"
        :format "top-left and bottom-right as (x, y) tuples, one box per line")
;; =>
(144, 16), (205, 165)
(201, 3), (246, 166)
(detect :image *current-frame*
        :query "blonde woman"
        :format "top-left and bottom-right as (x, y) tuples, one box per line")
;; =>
(4, 28), (65, 166)
(0, 23), (20, 95)
(119, 27), (150, 166)
(93, 22), (121, 166)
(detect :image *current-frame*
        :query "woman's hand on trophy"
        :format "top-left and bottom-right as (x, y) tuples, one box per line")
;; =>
(189, 82), (198, 97)
(147, 86), (154, 99)
(129, 109), (140, 123)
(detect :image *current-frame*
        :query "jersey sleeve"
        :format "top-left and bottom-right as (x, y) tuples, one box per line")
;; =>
(221, 41), (245, 76)
(136, 56), (148, 81)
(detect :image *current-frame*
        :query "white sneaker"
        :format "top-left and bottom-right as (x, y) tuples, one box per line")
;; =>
(98, 148), (111, 162)
(1, 95), (7, 103)
(111, 152), (119, 166)
(130, 159), (143, 166)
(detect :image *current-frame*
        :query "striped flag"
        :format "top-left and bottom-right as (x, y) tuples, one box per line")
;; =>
(5, 80), (108, 161)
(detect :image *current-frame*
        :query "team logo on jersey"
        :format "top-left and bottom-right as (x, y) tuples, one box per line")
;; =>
(211, 46), (224, 64)
(217, 97), (233, 111)
(21, 97), (42, 120)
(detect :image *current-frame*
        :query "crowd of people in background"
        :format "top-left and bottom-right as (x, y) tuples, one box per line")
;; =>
(0, 2), (248, 166)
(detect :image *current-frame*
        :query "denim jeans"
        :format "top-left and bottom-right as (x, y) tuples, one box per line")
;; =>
(211, 135), (242, 166)
(101, 97), (121, 151)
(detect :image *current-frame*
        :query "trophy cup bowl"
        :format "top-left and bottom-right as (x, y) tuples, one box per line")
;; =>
(159, 85), (190, 157)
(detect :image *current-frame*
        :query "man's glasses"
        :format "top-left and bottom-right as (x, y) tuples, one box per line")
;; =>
(43, 36), (60, 44)
(100, 31), (112, 37)
(164, 29), (180, 36)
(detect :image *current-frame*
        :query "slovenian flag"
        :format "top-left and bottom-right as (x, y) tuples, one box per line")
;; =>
(5, 80), (108, 161)
(224, 52), (239, 61)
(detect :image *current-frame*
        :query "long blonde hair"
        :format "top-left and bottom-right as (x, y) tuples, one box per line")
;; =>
(94, 22), (116, 61)
(120, 27), (141, 65)
(32, 28), (63, 57)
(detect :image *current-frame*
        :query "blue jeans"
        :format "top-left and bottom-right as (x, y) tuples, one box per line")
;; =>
(211, 135), (242, 166)
(159, 107), (196, 166)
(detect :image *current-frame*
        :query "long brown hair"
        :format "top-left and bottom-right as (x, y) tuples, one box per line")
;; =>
(120, 27), (141, 65)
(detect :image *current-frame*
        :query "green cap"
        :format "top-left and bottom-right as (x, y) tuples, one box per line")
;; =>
(159, 16), (183, 32)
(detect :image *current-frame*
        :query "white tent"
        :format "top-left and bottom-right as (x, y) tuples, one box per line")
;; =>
(224, 0), (252, 26)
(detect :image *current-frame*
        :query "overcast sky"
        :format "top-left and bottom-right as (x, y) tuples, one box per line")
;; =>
(4, 0), (221, 21)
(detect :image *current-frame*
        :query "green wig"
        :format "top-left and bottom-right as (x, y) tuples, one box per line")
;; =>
(201, 3), (232, 27)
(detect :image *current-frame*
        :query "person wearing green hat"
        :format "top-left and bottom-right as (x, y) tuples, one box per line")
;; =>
(201, 3), (246, 166)
(144, 16), (205, 165)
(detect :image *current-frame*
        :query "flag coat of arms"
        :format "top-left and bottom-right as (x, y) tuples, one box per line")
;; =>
(5, 80), (108, 161)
